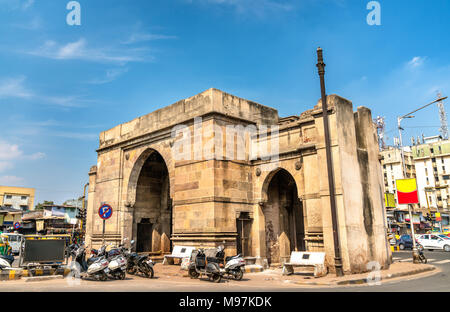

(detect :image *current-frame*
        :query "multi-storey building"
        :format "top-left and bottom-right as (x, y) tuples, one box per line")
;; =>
(0, 186), (35, 211)
(412, 136), (450, 229)
(380, 147), (418, 234)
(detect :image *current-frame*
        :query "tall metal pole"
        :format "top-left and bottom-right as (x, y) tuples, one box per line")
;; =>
(397, 117), (419, 262)
(81, 182), (89, 242)
(316, 47), (344, 276)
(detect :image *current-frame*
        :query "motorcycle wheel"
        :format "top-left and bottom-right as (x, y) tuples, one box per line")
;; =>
(143, 263), (154, 278)
(119, 271), (126, 280)
(99, 273), (108, 281)
(188, 267), (199, 279)
(126, 267), (136, 275)
(211, 274), (221, 283)
(233, 269), (244, 281)
(419, 254), (427, 264)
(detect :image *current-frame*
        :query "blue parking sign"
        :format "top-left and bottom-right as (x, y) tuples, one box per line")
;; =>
(98, 204), (113, 220)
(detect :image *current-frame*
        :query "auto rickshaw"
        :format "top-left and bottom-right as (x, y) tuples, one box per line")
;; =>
(0, 233), (12, 256)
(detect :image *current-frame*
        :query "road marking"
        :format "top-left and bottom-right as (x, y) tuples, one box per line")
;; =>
(434, 259), (450, 264)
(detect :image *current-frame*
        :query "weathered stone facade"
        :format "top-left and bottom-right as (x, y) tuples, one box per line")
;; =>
(85, 88), (391, 273)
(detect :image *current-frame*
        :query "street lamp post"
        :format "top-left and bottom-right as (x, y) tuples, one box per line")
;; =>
(316, 47), (344, 277)
(397, 95), (448, 263)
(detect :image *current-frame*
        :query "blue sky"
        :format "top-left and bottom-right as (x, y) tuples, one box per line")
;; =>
(0, 0), (449, 205)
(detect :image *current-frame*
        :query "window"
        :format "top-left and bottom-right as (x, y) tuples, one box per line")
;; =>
(439, 146), (442, 153)
(438, 196), (442, 201)
(431, 148), (434, 154)
(5, 195), (12, 199)
(443, 175), (450, 180)
(432, 158), (436, 163)
(21, 196), (27, 200)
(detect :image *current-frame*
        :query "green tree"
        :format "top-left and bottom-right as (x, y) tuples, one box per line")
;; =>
(35, 201), (54, 211)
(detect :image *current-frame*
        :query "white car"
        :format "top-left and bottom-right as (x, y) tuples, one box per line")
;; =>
(417, 234), (450, 252)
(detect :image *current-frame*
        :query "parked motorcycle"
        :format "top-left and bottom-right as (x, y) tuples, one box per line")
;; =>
(123, 240), (154, 278)
(69, 243), (110, 281)
(105, 243), (127, 280)
(0, 254), (14, 270)
(417, 245), (427, 263)
(188, 248), (223, 283)
(215, 246), (245, 280)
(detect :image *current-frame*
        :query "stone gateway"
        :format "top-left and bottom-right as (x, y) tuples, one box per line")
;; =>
(85, 88), (391, 274)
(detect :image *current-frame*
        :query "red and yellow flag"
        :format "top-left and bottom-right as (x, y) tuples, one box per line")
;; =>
(396, 178), (419, 204)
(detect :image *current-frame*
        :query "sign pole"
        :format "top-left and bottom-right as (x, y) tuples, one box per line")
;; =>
(102, 219), (105, 244)
(98, 204), (112, 245)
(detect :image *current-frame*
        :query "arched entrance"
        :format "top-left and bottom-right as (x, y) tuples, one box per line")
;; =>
(132, 150), (171, 253)
(263, 169), (305, 264)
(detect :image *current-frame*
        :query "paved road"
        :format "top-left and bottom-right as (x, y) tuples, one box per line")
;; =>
(322, 250), (450, 292)
(2, 251), (449, 292)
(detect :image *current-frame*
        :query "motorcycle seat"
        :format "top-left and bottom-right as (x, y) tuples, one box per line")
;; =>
(206, 256), (223, 263)
(225, 254), (242, 262)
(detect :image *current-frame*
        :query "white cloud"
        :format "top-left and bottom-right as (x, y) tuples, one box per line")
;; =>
(27, 38), (152, 64)
(0, 76), (89, 107)
(87, 67), (129, 85)
(0, 140), (45, 173)
(0, 0), (34, 10)
(0, 76), (34, 99)
(27, 152), (46, 160)
(0, 175), (24, 186)
(0, 141), (23, 160)
(407, 56), (426, 69)
(121, 33), (177, 45)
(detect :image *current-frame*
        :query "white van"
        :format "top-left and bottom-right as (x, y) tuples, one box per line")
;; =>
(5, 233), (23, 255)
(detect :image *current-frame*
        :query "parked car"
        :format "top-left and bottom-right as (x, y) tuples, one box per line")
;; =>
(416, 234), (450, 252)
(397, 234), (414, 250)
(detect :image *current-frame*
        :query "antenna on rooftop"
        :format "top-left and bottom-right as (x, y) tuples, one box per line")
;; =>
(437, 91), (448, 140)
(374, 116), (386, 150)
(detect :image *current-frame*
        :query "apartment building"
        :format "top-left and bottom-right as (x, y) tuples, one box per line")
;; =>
(0, 186), (35, 211)
(412, 136), (450, 228)
(380, 146), (419, 234)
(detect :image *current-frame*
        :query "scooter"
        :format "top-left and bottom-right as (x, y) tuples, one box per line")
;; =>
(106, 243), (127, 280)
(123, 240), (154, 278)
(69, 243), (110, 281)
(188, 248), (223, 283)
(216, 246), (245, 280)
(0, 254), (14, 270)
